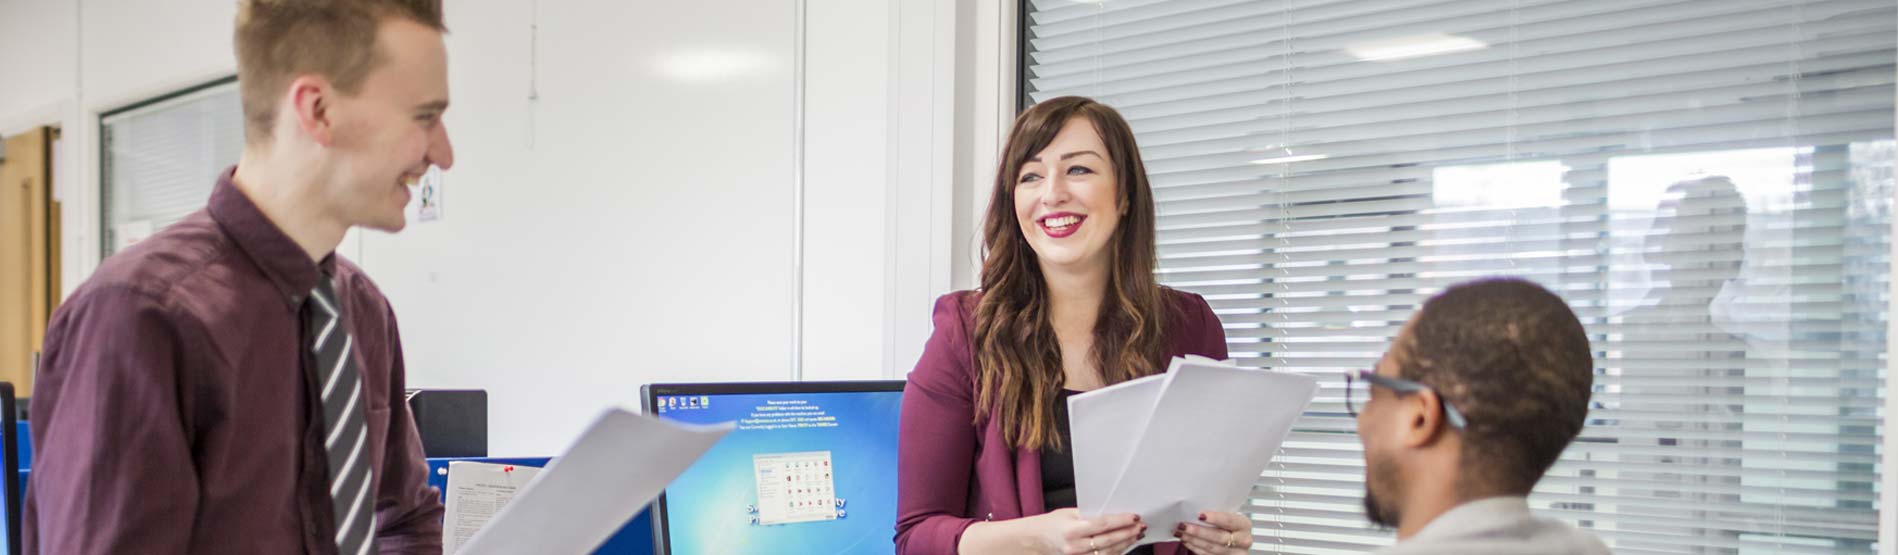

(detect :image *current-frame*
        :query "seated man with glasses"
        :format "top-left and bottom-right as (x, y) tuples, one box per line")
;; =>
(1346, 277), (1609, 554)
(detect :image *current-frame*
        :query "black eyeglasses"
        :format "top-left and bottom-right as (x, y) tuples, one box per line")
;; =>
(1344, 369), (1468, 429)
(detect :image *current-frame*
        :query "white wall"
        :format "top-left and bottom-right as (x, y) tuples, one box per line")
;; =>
(806, 0), (894, 381)
(955, 0), (1019, 291)
(78, 1), (235, 109)
(359, 0), (806, 456)
(0, 0), (972, 456)
(0, 1), (76, 134)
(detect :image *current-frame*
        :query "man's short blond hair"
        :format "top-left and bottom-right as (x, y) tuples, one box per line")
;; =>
(233, 0), (446, 143)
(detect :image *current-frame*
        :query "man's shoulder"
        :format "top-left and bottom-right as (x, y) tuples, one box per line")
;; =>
(81, 211), (229, 300)
(1376, 517), (1610, 555)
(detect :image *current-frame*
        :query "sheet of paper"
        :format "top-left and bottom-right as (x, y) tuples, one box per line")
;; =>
(458, 408), (734, 555)
(444, 461), (542, 554)
(1068, 373), (1165, 517)
(1071, 358), (1318, 548)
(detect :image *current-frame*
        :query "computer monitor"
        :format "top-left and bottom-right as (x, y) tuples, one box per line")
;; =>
(641, 381), (903, 555)
(0, 383), (21, 555)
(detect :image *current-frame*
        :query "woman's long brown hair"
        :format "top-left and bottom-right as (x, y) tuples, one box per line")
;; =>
(972, 96), (1169, 451)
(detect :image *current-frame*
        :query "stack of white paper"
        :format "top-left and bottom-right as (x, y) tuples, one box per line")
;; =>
(1070, 356), (1318, 549)
(457, 408), (734, 555)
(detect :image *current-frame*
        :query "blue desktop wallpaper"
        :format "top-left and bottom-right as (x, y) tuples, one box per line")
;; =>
(653, 391), (901, 555)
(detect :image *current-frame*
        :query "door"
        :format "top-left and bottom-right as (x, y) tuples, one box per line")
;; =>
(0, 126), (58, 397)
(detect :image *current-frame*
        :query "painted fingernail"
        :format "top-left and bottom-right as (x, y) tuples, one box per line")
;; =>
(1132, 515), (1141, 523)
(1198, 513), (1208, 521)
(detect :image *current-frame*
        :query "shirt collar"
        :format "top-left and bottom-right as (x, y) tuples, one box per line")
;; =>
(1406, 496), (1533, 544)
(207, 166), (335, 312)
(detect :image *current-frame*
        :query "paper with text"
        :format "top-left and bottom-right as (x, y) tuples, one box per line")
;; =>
(444, 461), (542, 554)
(458, 408), (734, 555)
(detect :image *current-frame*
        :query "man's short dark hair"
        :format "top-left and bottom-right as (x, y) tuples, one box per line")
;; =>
(1397, 277), (1594, 495)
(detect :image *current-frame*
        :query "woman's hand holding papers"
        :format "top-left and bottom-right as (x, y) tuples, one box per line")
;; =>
(961, 508), (1146, 555)
(1036, 509), (1146, 555)
(1175, 511), (1254, 555)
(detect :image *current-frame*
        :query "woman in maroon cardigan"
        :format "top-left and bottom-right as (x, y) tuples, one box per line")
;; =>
(895, 96), (1252, 555)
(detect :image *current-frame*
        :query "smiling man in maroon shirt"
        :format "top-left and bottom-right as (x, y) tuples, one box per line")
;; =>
(24, 1), (457, 553)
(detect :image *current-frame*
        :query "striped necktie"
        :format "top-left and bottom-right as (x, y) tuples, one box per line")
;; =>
(307, 276), (378, 555)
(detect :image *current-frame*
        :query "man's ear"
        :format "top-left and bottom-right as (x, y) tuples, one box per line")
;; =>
(1399, 389), (1449, 449)
(286, 75), (336, 147)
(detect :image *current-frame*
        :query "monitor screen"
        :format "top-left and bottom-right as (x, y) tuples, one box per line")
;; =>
(644, 382), (902, 555)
